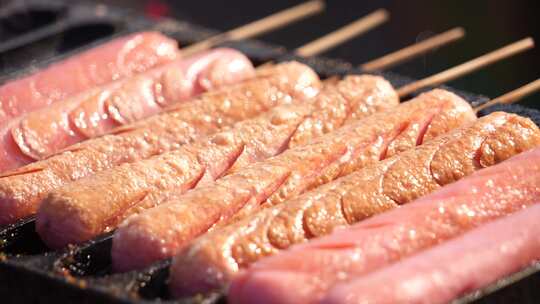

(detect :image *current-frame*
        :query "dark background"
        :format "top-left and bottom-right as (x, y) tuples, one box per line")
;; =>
(1, 0), (539, 108)
(143, 0), (540, 109)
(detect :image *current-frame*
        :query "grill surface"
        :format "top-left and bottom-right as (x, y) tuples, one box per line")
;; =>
(0, 1), (539, 303)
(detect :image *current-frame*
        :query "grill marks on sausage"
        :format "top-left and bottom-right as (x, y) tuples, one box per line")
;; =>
(114, 165), (293, 272)
(222, 109), (308, 176)
(39, 75), (394, 248)
(218, 76), (401, 225)
(223, 113), (540, 296)
(262, 142), (350, 207)
(263, 105), (442, 209)
(120, 108), (340, 228)
(165, 90), (475, 293)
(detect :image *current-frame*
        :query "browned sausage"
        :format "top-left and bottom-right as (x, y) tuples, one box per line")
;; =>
(169, 112), (540, 297)
(111, 89), (475, 272)
(227, 117), (540, 304)
(36, 75), (398, 248)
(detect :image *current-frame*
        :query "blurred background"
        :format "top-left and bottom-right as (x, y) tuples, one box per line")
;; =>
(131, 0), (540, 108)
(1, 0), (539, 108)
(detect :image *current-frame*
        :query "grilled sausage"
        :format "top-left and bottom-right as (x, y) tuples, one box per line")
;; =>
(172, 111), (540, 297)
(0, 31), (178, 124)
(225, 113), (540, 304)
(36, 75), (398, 248)
(0, 48), (254, 171)
(0, 62), (320, 226)
(112, 89), (475, 272)
(37, 104), (311, 248)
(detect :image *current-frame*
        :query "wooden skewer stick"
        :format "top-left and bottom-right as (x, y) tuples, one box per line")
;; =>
(474, 79), (540, 113)
(360, 27), (465, 72)
(294, 9), (389, 57)
(255, 9), (389, 70)
(397, 37), (535, 98)
(182, 0), (325, 57)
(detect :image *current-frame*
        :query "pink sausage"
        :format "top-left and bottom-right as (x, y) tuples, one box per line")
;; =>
(0, 31), (178, 124)
(322, 204), (540, 304)
(0, 48), (254, 172)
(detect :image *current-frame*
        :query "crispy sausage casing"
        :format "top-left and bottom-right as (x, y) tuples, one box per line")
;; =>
(37, 75), (398, 248)
(0, 62), (320, 226)
(114, 89), (474, 273)
(226, 113), (540, 304)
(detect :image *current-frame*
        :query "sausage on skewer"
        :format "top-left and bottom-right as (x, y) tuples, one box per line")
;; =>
(0, 48), (255, 171)
(36, 75), (399, 248)
(0, 31), (178, 124)
(111, 89), (474, 272)
(0, 62), (320, 226)
(226, 114), (540, 304)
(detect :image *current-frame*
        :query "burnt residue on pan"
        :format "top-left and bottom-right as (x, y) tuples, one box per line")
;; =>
(0, 1), (538, 304)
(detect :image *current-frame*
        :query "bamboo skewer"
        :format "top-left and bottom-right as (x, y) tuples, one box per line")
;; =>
(255, 8), (390, 69)
(181, 6), (463, 72)
(397, 37), (535, 98)
(178, 2), (533, 106)
(304, 35), (535, 102)
(271, 35), (534, 104)
(269, 34), (534, 105)
(360, 27), (465, 72)
(182, 0), (325, 56)
(294, 9), (389, 57)
(475, 79), (540, 113)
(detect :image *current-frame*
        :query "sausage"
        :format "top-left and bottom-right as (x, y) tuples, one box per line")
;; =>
(36, 75), (398, 248)
(0, 31), (178, 124)
(112, 89), (475, 272)
(0, 62), (320, 226)
(226, 113), (540, 304)
(173, 111), (540, 297)
(37, 104), (310, 248)
(321, 204), (540, 304)
(0, 48), (254, 171)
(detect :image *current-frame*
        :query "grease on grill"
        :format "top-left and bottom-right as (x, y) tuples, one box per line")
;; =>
(54, 233), (114, 277)
(0, 217), (48, 256)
